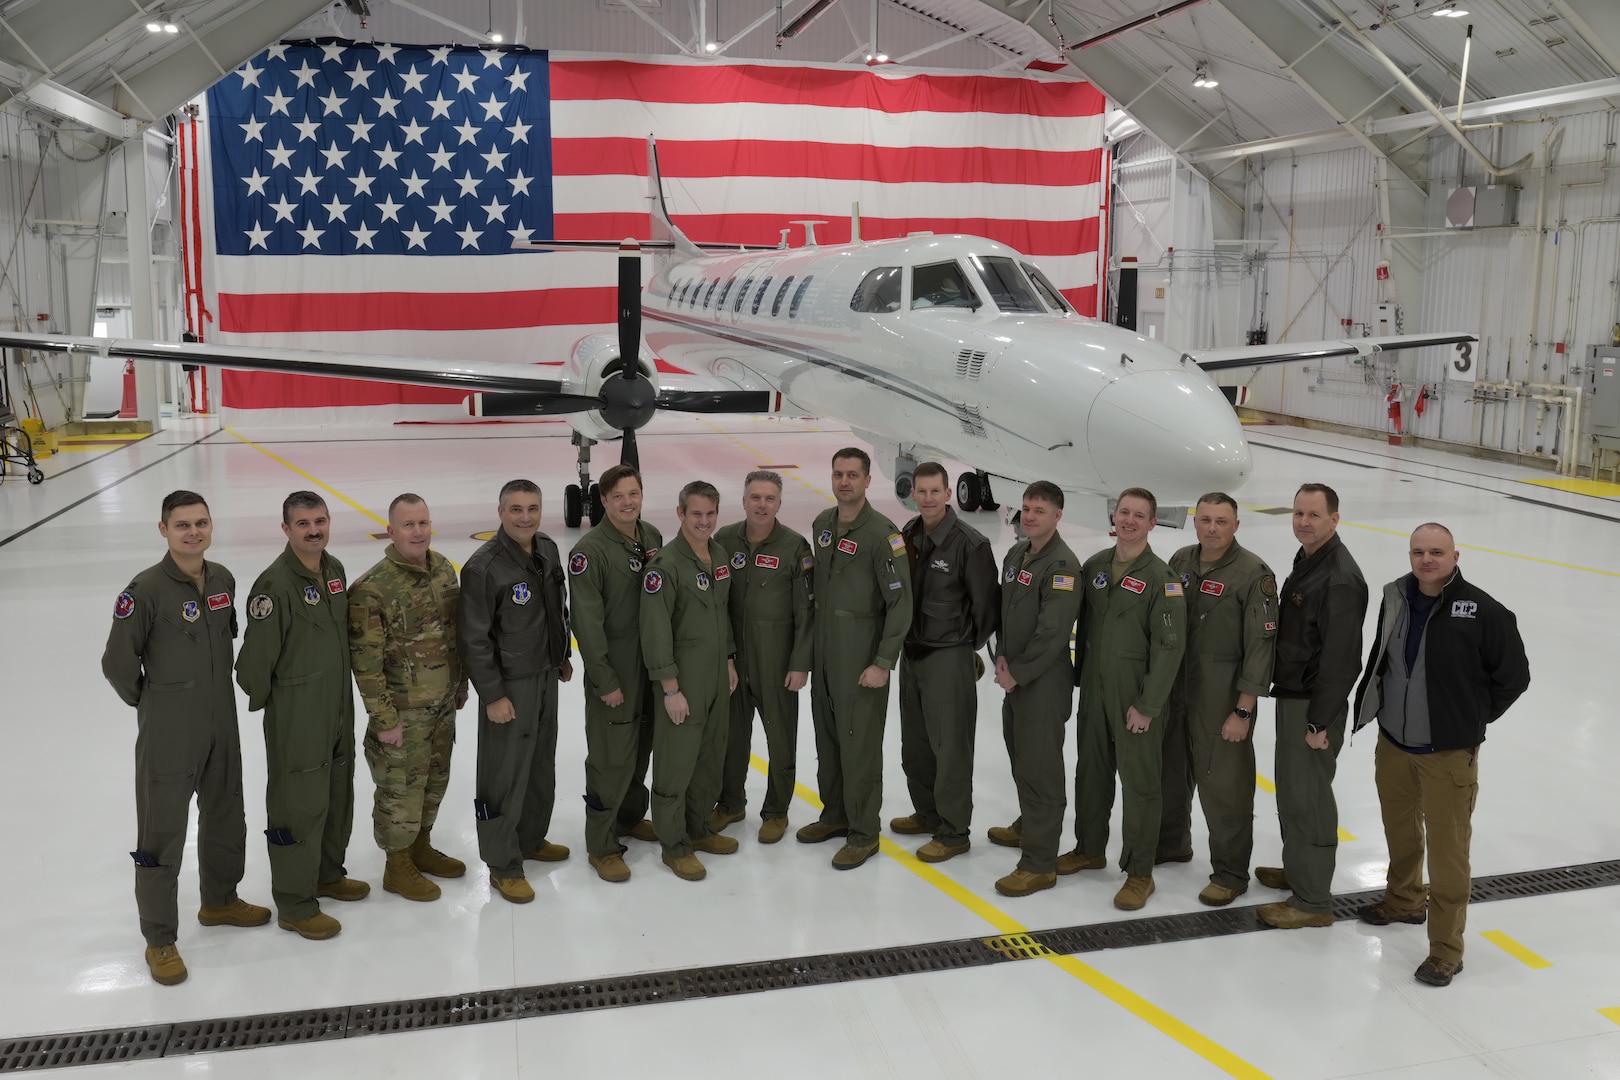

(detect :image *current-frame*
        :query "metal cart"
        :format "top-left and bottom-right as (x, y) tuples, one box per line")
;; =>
(0, 355), (45, 485)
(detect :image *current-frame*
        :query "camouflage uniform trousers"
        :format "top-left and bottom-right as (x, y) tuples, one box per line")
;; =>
(364, 697), (457, 852)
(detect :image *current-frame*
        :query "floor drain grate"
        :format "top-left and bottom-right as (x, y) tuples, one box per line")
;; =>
(0, 1026), (169, 1071)
(7, 859), (1620, 1070)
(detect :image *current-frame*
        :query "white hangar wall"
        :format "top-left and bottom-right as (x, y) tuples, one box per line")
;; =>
(1115, 104), (1620, 471)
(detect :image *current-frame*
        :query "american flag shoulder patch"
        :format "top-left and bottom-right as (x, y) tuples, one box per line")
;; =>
(1164, 582), (1184, 597)
(1051, 574), (1075, 592)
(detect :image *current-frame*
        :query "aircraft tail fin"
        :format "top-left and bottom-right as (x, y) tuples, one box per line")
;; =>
(648, 137), (703, 260)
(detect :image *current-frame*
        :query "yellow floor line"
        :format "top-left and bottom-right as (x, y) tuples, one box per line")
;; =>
(1479, 930), (1553, 969)
(1520, 477), (1620, 497)
(1597, 1006), (1620, 1027)
(750, 754), (1271, 1078)
(227, 427), (388, 529)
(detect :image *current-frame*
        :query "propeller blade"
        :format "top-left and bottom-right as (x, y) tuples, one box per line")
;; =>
(617, 241), (641, 383)
(468, 391), (605, 418)
(620, 426), (640, 471)
(655, 390), (776, 414)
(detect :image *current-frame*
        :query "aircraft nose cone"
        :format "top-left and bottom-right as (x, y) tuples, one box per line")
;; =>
(1086, 370), (1252, 502)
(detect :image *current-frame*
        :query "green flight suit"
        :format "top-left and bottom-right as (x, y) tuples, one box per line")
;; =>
(712, 520), (814, 822)
(641, 534), (736, 857)
(1158, 541), (1277, 889)
(460, 529), (570, 879)
(102, 554), (248, 948)
(569, 519), (663, 858)
(995, 534), (1082, 875)
(1073, 545), (1188, 878)
(808, 502), (913, 848)
(236, 546), (356, 922)
(348, 546), (467, 853)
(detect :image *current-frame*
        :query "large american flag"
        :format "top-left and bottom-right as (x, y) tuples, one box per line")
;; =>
(202, 42), (1105, 417)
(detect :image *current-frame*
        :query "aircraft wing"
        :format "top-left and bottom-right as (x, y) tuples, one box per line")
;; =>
(1190, 332), (1476, 372)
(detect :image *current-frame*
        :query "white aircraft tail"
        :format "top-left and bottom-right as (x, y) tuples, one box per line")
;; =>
(647, 137), (703, 260)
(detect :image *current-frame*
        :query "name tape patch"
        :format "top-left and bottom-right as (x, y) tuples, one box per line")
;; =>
(756, 554), (780, 569)
(1200, 579), (1225, 597)
(837, 538), (858, 555)
(1121, 576), (1146, 595)
(207, 592), (232, 610)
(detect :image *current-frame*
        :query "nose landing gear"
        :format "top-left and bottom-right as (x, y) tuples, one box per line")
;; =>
(563, 433), (606, 529)
(954, 470), (999, 513)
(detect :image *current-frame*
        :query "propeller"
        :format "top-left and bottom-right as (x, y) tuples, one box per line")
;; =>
(471, 239), (776, 443)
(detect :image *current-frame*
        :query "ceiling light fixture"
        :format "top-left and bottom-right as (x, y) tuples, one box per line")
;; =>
(163, 22), (178, 33)
(145, 21), (163, 32)
(1192, 62), (1218, 88)
(1434, 2), (1469, 16)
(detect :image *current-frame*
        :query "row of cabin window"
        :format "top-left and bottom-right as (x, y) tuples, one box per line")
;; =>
(847, 258), (1074, 315)
(672, 273), (815, 318)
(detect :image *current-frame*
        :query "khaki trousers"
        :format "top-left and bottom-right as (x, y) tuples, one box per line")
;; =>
(1374, 733), (1478, 965)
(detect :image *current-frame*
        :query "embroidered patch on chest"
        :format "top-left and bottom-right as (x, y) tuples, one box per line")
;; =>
(327, 579), (344, 594)
(731, 551), (747, 569)
(207, 592), (232, 610)
(1017, 570), (1033, 586)
(817, 530), (833, 548)
(511, 582), (531, 605)
(696, 572), (710, 590)
(714, 565), (730, 581)
(756, 554), (780, 569)
(1200, 579), (1224, 597)
(181, 600), (201, 622)
(1092, 573), (1108, 590)
(303, 585), (321, 605)
(837, 538), (858, 555)
(1121, 576), (1146, 595)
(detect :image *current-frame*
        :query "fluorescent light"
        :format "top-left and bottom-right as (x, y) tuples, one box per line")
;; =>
(490, 32), (503, 42)
(162, 22), (178, 33)
(145, 21), (163, 32)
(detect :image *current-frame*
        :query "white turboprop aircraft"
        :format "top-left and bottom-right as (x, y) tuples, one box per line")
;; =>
(0, 138), (1472, 527)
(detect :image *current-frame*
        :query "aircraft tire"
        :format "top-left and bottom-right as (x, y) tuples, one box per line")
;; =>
(977, 472), (999, 512)
(564, 484), (584, 529)
(955, 473), (982, 512)
(894, 473), (912, 501)
(587, 483), (605, 526)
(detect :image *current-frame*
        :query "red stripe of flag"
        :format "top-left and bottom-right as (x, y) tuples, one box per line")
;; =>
(552, 213), (1099, 258)
(552, 138), (1103, 187)
(549, 60), (1105, 118)
(217, 286), (617, 334)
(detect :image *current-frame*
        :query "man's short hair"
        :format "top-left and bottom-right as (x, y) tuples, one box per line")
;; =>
(1296, 482), (1339, 514)
(161, 490), (209, 524)
(599, 464), (642, 495)
(1118, 486), (1157, 517)
(282, 490), (327, 525)
(913, 461), (949, 487)
(831, 447), (871, 475)
(679, 480), (721, 511)
(388, 493), (427, 520)
(1412, 521), (1454, 542)
(1196, 492), (1238, 515)
(498, 479), (541, 507)
(1023, 480), (1064, 509)
(744, 469), (784, 492)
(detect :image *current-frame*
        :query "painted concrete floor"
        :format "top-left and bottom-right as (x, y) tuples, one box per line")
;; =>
(2, 414), (1617, 1079)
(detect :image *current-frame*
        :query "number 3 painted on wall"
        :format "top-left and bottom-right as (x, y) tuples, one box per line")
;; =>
(1453, 341), (1473, 372)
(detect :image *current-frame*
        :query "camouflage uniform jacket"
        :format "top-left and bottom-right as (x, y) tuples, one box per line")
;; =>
(348, 544), (467, 734)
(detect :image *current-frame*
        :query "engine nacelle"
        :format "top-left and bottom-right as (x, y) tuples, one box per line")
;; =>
(564, 332), (660, 442)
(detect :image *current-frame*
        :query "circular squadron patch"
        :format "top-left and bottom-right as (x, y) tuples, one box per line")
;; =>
(643, 570), (663, 594)
(114, 592), (136, 619)
(569, 553), (588, 575)
(248, 594), (275, 620)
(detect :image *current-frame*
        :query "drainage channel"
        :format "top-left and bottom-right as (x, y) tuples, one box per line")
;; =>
(7, 858), (1619, 1072)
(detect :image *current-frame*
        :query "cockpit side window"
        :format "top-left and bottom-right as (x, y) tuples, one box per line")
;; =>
(702, 279), (720, 309)
(734, 276), (755, 313)
(1021, 262), (1073, 313)
(849, 267), (902, 313)
(910, 260), (977, 310)
(970, 256), (1042, 313)
(751, 277), (773, 315)
(789, 276), (814, 317)
(772, 276), (795, 316)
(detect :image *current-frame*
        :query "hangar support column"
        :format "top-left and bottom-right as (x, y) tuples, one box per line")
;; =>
(123, 131), (160, 431)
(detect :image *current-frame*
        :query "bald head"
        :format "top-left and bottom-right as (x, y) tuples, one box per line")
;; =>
(1409, 522), (1459, 596)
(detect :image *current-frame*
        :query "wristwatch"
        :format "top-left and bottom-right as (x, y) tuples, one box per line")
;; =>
(1234, 707), (1253, 721)
(1306, 722), (1324, 735)
(664, 688), (681, 698)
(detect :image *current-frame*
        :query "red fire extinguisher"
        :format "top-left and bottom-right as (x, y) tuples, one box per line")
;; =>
(1387, 382), (1403, 444)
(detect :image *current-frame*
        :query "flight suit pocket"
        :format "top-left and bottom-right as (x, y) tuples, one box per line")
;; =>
(498, 628), (543, 676)
(919, 599), (965, 640)
(145, 680), (197, 692)
(272, 672), (321, 688)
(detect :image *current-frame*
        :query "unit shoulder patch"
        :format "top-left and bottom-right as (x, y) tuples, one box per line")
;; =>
(1164, 582), (1184, 597)
(1261, 575), (1277, 597)
(114, 592), (136, 619)
(248, 593), (275, 620)
(569, 552), (589, 575)
(643, 570), (663, 594)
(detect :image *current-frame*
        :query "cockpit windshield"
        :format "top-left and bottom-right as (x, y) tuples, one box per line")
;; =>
(1021, 262), (1073, 313)
(969, 256), (1043, 313)
(910, 260), (978, 310)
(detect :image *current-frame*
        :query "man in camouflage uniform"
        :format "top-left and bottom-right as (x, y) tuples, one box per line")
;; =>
(798, 447), (912, 870)
(102, 490), (270, 987)
(348, 493), (469, 902)
(570, 464), (662, 883)
(237, 492), (369, 941)
(1158, 493), (1278, 906)
(709, 470), (813, 845)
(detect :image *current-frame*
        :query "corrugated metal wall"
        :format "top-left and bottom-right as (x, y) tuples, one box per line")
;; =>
(1227, 105), (1620, 467)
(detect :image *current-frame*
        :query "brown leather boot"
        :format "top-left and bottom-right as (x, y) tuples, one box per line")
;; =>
(197, 898), (271, 927)
(383, 849), (441, 902)
(316, 877), (371, 902)
(410, 830), (466, 878)
(144, 944), (187, 986)
(692, 833), (739, 855)
(278, 911), (342, 939)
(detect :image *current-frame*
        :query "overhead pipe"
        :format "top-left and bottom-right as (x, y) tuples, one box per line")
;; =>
(1315, 0), (1532, 178)
(1074, 0), (1213, 50)
(779, 0), (842, 41)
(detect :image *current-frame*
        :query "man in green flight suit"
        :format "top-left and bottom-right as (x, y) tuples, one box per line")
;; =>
(569, 464), (661, 883)
(797, 447), (913, 870)
(988, 481), (1082, 898)
(1158, 492), (1277, 906)
(709, 470), (813, 845)
(103, 490), (270, 988)
(1066, 487), (1188, 911)
(642, 480), (740, 881)
(348, 493), (469, 903)
(236, 492), (369, 942)
(460, 479), (574, 905)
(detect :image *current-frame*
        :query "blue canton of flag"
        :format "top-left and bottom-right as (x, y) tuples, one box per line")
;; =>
(208, 39), (554, 257)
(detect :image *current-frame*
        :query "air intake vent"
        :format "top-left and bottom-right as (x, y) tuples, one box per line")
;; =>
(954, 349), (987, 380)
(954, 403), (987, 438)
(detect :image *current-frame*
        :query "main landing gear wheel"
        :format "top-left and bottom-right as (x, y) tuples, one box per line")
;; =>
(564, 484), (584, 529)
(894, 472), (913, 501)
(956, 472), (982, 512)
(977, 472), (998, 512)
(588, 483), (605, 526)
